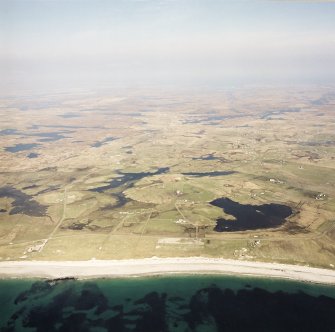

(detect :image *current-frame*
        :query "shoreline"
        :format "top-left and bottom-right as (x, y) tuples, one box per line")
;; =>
(0, 257), (335, 285)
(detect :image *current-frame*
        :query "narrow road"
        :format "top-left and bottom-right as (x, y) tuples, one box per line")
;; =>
(99, 215), (128, 251)
(175, 201), (187, 221)
(132, 210), (153, 255)
(38, 187), (68, 252)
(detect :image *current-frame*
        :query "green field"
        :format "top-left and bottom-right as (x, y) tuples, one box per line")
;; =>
(0, 87), (334, 268)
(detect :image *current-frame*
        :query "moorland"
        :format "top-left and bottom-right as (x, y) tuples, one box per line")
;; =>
(0, 87), (334, 269)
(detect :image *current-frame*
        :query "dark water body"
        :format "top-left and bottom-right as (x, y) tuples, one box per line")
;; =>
(183, 113), (246, 125)
(5, 143), (40, 153)
(30, 124), (91, 129)
(17, 101), (61, 110)
(90, 167), (170, 193)
(1, 275), (335, 332)
(300, 140), (335, 147)
(210, 197), (292, 231)
(284, 139), (335, 147)
(311, 93), (334, 106)
(27, 152), (39, 159)
(22, 184), (39, 190)
(61, 219), (96, 231)
(100, 193), (130, 212)
(91, 136), (118, 148)
(192, 153), (222, 161)
(112, 192), (130, 209)
(103, 112), (143, 117)
(34, 132), (69, 142)
(183, 171), (236, 177)
(1, 127), (72, 142)
(260, 108), (301, 120)
(88, 168), (168, 212)
(0, 129), (18, 136)
(86, 168), (169, 213)
(0, 186), (47, 217)
(35, 185), (60, 196)
(59, 112), (82, 118)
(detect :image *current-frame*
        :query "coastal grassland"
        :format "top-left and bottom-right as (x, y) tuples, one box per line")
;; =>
(0, 87), (334, 269)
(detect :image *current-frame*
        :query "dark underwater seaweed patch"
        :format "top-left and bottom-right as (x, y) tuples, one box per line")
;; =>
(3, 279), (335, 332)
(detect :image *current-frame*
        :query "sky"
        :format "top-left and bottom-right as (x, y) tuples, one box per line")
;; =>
(1, 0), (335, 93)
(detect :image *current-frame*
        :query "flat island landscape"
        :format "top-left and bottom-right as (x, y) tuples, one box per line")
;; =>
(0, 87), (334, 269)
(1, 87), (335, 330)
(1, 0), (335, 329)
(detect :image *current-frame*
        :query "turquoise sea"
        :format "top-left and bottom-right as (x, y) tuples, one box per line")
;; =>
(1, 275), (335, 331)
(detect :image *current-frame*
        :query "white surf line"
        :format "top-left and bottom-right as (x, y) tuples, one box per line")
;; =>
(0, 257), (335, 285)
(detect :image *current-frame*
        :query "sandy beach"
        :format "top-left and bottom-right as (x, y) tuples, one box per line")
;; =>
(0, 257), (335, 284)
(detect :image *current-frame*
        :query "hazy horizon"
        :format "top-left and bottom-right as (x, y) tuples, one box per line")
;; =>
(1, 0), (335, 94)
